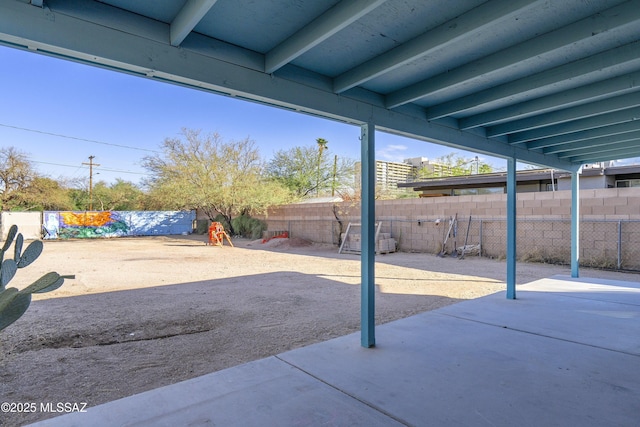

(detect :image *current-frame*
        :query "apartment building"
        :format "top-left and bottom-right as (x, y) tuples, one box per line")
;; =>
(356, 157), (449, 193)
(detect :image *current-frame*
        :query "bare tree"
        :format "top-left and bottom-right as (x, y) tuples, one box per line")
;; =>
(0, 147), (36, 210)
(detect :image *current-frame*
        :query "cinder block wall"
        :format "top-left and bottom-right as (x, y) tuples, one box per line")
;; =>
(265, 188), (640, 222)
(260, 188), (640, 264)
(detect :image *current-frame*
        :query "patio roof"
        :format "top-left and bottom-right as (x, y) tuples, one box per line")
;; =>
(1, 0), (640, 170)
(2, 0), (639, 348)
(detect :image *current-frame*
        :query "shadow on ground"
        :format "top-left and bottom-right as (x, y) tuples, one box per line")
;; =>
(0, 271), (460, 426)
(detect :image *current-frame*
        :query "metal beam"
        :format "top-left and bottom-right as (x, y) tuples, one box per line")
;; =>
(426, 40), (640, 120)
(527, 120), (640, 151)
(265, 0), (385, 74)
(506, 157), (517, 299)
(360, 122), (375, 348)
(569, 151), (640, 164)
(557, 138), (640, 159)
(333, 0), (536, 93)
(374, 122), (577, 171)
(170, 0), (218, 47)
(495, 94), (640, 140)
(568, 143), (640, 163)
(460, 71), (640, 130)
(30, 0), (43, 7)
(387, 0), (640, 110)
(552, 131), (640, 158)
(509, 107), (640, 148)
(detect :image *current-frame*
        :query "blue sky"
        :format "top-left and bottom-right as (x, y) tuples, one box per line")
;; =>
(0, 45), (503, 185)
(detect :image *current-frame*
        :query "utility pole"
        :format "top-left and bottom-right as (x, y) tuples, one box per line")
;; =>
(82, 155), (100, 211)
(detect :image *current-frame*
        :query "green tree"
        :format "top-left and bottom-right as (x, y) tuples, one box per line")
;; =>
(18, 177), (74, 211)
(67, 188), (89, 211)
(266, 144), (355, 198)
(92, 179), (145, 211)
(142, 128), (291, 234)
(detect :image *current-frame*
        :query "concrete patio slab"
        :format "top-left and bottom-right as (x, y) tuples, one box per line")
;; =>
(435, 275), (640, 356)
(28, 356), (403, 427)
(281, 305), (640, 426)
(29, 275), (640, 427)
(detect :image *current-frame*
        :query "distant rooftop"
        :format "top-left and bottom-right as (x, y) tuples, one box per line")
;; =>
(399, 164), (640, 193)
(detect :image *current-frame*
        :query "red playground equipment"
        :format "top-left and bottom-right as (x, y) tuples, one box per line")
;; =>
(207, 222), (234, 247)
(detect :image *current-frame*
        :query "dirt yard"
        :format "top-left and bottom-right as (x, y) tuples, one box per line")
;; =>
(1, 235), (637, 426)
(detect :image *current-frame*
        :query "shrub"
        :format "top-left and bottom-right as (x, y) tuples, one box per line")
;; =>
(0, 225), (69, 331)
(231, 215), (267, 239)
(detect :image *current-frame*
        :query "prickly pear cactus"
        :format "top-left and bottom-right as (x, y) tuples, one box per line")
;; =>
(0, 225), (67, 331)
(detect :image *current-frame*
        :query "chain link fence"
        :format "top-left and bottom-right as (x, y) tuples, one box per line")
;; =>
(478, 219), (640, 271)
(265, 218), (640, 272)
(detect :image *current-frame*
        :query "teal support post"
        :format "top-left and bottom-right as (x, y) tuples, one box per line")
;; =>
(360, 123), (376, 348)
(360, 122), (376, 348)
(571, 169), (581, 278)
(506, 157), (517, 299)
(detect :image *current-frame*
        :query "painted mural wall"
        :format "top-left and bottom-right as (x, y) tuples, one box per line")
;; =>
(43, 211), (195, 239)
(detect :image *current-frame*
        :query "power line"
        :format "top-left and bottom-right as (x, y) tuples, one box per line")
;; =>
(93, 167), (147, 176)
(31, 159), (147, 176)
(31, 160), (87, 169)
(0, 123), (161, 153)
